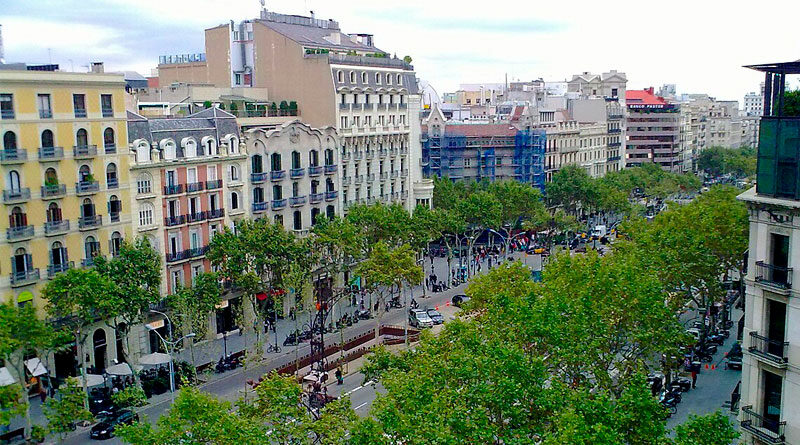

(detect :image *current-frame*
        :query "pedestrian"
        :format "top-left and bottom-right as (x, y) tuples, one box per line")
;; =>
(691, 369), (698, 389)
(38, 386), (46, 403)
(335, 367), (343, 385)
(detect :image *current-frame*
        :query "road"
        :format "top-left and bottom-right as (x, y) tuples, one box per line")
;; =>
(56, 251), (539, 444)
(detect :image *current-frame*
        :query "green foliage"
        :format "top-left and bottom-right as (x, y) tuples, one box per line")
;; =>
(42, 266), (113, 330)
(345, 203), (411, 252)
(43, 378), (93, 441)
(30, 424), (47, 443)
(671, 411), (739, 445)
(288, 101), (298, 110)
(455, 190), (502, 229)
(402, 55), (413, 64)
(229, 102), (238, 111)
(167, 272), (221, 341)
(546, 165), (596, 214)
(697, 146), (756, 178)
(111, 386), (147, 409)
(782, 89), (800, 117)
(0, 384), (24, 426)
(279, 100), (289, 110)
(202, 100), (212, 109)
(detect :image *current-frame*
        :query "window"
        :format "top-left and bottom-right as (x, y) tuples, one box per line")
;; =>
(252, 154), (263, 174)
(349, 71), (355, 83)
(397, 74), (402, 85)
(207, 165), (217, 181)
(106, 163), (118, 188)
(37, 94), (52, 118)
(225, 135), (239, 154)
(611, 88), (618, 98)
(0, 94), (13, 119)
(50, 241), (67, 269)
(192, 264), (204, 284)
(230, 192), (240, 210)
(41, 130), (54, 148)
(103, 128), (115, 150)
(271, 153), (282, 171)
(361, 72), (367, 83)
(272, 184), (282, 200)
(110, 232), (122, 256)
(253, 187), (264, 203)
(292, 151), (301, 169)
(135, 140), (150, 163)
(76, 128), (88, 148)
(337, 71), (343, 82)
(108, 195), (122, 221)
(101, 94), (113, 117)
(386, 73), (392, 85)
(9, 206), (25, 228)
(7, 170), (20, 191)
(311, 208), (321, 225)
(325, 149), (334, 165)
(203, 137), (218, 156)
(85, 236), (100, 260)
(72, 94), (86, 117)
(293, 210), (302, 230)
(326, 205), (335, 220)
(234, 73), (242, 85)
(310, 150), (319, 167)
(3, 131), (17, 150)
(47, 202), (61, 222)
(229, 164), (240, 181)
(137, 173), (152, 194)
(292, 182), (299, 197)
(340, 116), (348, 128)
(139, 202), (154, 227)
(183, 138), (197, 158)
(78, 165), (91, 182)
(375, 73), (381, 84)
(172, 269), (183, 290)
(162, 140), (176, 160)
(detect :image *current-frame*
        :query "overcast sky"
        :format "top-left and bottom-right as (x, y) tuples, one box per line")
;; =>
(3, 0), (799, 102)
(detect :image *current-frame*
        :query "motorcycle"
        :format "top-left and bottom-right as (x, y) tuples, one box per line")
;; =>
(669, 377), (692, 392)
(660, 391), (679, 416)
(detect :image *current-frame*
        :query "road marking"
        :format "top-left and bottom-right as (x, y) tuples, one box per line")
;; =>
(354, 401), (370, 410)
(343, 379), (375, 397)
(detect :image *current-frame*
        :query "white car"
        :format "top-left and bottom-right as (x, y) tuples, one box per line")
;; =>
(409, 309), (434, 328)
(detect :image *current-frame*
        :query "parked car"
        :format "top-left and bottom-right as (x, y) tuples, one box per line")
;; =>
(451, 294), (471, 307)
(426, 308), (444, 324)
(409, 309), (433, 328)
(90, 409), (139, 440)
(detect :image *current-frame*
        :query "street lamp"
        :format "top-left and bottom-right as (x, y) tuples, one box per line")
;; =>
(146, 311), (195, 403)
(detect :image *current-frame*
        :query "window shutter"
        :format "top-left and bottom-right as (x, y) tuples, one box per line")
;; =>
(55, 207), (62, 220)
(8, 215), (13, 227)
(25, 254), (33, 270)
(61, 247), (69, 262)
(21, 213), (27, 226)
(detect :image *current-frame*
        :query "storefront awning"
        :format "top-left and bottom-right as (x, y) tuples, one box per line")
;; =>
(25, 358), (47, 377)
(0, 367), (17, 386)
(105, 363), (134, 376)
(17, 291), (33, 303)
(74, 374), (105, 388)
(139, 352), (171, 366)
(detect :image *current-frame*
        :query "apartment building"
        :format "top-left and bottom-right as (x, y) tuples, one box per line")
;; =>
(126, 108), (245, 351)
(625, 88), (683, 172)
(743, 83), (765, 117)
(540, 119), (609, 180)
(737, 59), (800, 445)
(0, 69), (133, 378)
(421, 104), (545, 190)
(155, 9), (432, 212)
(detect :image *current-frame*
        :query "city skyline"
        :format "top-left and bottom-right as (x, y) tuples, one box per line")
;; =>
(3, 0), (797, 102)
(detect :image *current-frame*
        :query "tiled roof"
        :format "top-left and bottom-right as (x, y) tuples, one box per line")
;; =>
(256, 19), (382, 52)
(626, 89), (668, 106)
(510, 106), (525, 121)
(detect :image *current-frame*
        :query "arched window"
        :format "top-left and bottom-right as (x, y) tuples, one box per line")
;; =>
(161, 140), (176, 160)
(225, 135), (239, 154)
(3, 131), (17, 150)
(13, 248), (29, 277)
(79, 165), (91, 182)
(183, 138), (197, 158)
(311, 208), (321, 225)
(51, 241), (67, 269)
(47, 202), (61, 222)
(324, 148), (334, 165)
(138, 202), (154, 227)
(137, 173), (152, 194)
(271, 153), (282, 171)
(106, 163), (118, 188)
(103, 128), (115, 149)
(7, 170), (20, 191)
(110, 232), (122, 256)
(386, 73), (392, 85)
(229, 164), (240, 181)
(291, 151), (301, 169)
(9, 206), (25, 228)
(292, 182), (299, 197)
(76, 128), (88, 147)
(85, 236), (99, 260)
(44, 167), (58, 185)
(136, 140), (151, 163)
(81, 198), (95, 217)
(108, 195), (121, 220)
(337, 71), (343, 82)
(41, 130), (54, 148)
(349, 71), (355, 83)
(293, 210), (302, 231)
(375, 73), (381, 84)
(326, 205), (335, 220)
(397, 74), (402, 85)
(202, 136), (218, 156)
(361, 72), (367, 83)
(230, 192), (239, 210)
(309, 150), (319, 167)
(252, 154), (263, 173)
(326, 177), (334, 192)
(253, 187), (264, 203)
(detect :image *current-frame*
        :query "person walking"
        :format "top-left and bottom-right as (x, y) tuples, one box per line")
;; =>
(691, 369), (698, 389)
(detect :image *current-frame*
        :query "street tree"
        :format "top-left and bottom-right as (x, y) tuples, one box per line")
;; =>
(345, 203), (411, 252)
(41, 268), (114, 410)
(43, 377), (93, 443)
(431, 176), (468, 210)
(167, 271), (222, 342)
(671, 411), (740, 445)
(93, 237), (162, 363)
(0, 302), (64, 439)
(0, 384), (24, 427)
(486, 180), (547, 252)
(545, 165), (596, 215)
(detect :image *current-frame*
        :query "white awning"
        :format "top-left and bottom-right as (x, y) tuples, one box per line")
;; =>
(105, 363), (133, 376)
(0, 367), (17, 386)
(138, 352), (171, 366)
(74, 374), (105, 388)
(25, 358), (48, 377)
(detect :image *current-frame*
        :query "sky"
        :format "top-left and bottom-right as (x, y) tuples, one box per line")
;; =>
(2, 0), (799, 103)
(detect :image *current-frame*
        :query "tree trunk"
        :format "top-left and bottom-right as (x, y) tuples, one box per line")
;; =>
(77, 329), (89, 412)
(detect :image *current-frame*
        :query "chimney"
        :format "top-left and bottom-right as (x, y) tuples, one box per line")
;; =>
(91, 62), (104, 73)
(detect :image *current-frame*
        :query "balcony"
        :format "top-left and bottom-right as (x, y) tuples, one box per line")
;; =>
(206, 179), (222, 190)
(290, 196), (306, 207)
(270, 170), (286, 181)
(308, 166), (323, 177)
(186, 182), (204, 193)
(47, 262), (74, 278)
(104, 144), (116, 154)
(75, 181), (99, 195)
(187, 212), (206, 223)
(78, 215), (102, 229)
(1, 109), (15, 120)
(38, 147), (64, 161)
(207, 208), (224, 219)
(401, 169), (408, 177)
(187, 246), (209, 258)
(755, 261), (792, 290)
(290, 168), (305, 179)
(341, 176), (352, 186)
(271, 199), (287, 210)
(105, 177), (119, 189)
(164, 215), (186, 227)
(608, 128), (621, 134)
(39, 109), (52, 119)
(102, 107), (114, 118)
(41, 184), (67, 199)
(325, 191), (338, 201)
(324, 164), (337, 174)
(7, 225), (34, 241)
(165, 250), (187, 263)
(74, 109), (87, 118)
(309, 193), (324, 204)
(354, 152), (364, 161)
(252, 202), (268, 213)
(339, 103), (351, 110)
(608, 142), (622, 148)
(748, 332), (789, 367)
(81, 257), (99, 267)
(0, 149), (27, 164)
(355, 175), (364, 184)
(380, 173), (388, 181)
(608, 114), (624, 120)
(73, 145), (97, 158)
(10, 269), (39, 287)
(391, 171), (399, 179)
(110, 212), (120, 223)
(3, 188), (31, 203)
(44, 220), (70, 235)
(379, 149), (388, 157)
(740, 406), (785, 444)
(607, 156), (621, 162)
(251, 172), (268, 183)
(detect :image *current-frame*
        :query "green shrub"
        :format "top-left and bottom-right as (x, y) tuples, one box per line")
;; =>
(111, 386), (147, 409)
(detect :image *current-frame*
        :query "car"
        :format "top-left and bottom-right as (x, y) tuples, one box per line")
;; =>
(409, 309), (433, 328)
(426, 308), (444, 324)
(451, 294), (471, 307)
(526, 245), (547, 254)
(90, 409), (139, 440)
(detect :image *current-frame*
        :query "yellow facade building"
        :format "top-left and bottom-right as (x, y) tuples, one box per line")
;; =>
(0, 70), (132, 331)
